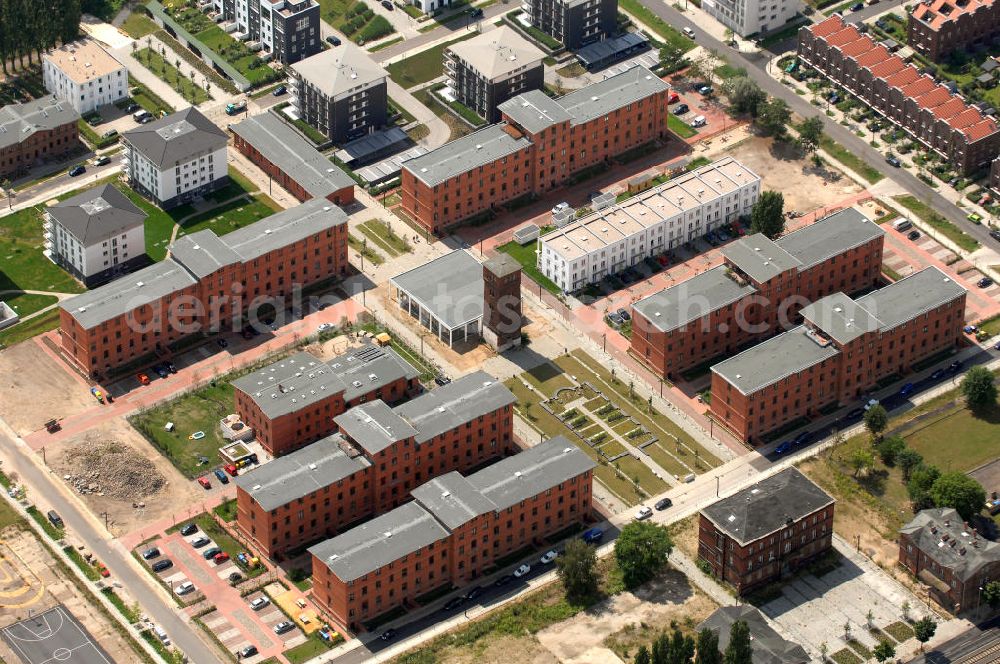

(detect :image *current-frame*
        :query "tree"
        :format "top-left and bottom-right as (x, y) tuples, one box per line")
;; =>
(873, 640), (896, 662)
(722, 76), (766, 116)
(797, 116), (824, 153)
(614, 521), (673, 589)
(695, 629), (720, 664)
(668, 628), (694, 664)
(863, 404), (888, 441)
(849, 448), (874, 478)
(914, 616), (937, 650)
(897, 448), (924, 482)
(875, 435), (906, 466)
(755, 97), (791, 137)
(908, 465), (941, 510)
(982, 580), (1000, 608)
(723, 620), (752, 664)
(930, 471), (985, 521)
(749, 191), (784, 239)
(652, 631), (669, 664)
(961, 365), (997, 412)
(0, 178), (11, 209)
(556, 539), (599, 603)
(635, 645), (652, 664)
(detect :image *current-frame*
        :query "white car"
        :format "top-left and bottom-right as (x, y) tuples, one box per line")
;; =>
(635, 506), (653, 521)
(551, 202), (569, 215)
(249, 597), (271, 611)
(317, 322), (334, 332)
(513, 564), (531, 578)
(540, 550), (558, 564)
(174, 581), (195, 596)
(691, 115), (707, 127)
(863, 399), (880, 411)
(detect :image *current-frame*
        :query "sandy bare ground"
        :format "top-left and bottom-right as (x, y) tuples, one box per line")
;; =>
(0, 343), (94, 435)
(536, 570), (717, 663)
(48, 418), (202, 536)
(438, 635), (560, 664)
(725, 136), (863, 215)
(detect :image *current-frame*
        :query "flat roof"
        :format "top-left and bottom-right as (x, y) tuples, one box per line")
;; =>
(483, 254), (521, 278)
(855, 266), (966, 331)
(231, 344), (419, 419)
(309, 501), (450, 582)
(722, 234), (801, 284)
(447, 26), (544, 81)
(632, 265), (756, 333)
(774, 207), (884, 270)
(334, 400), (418, 456)
(231, 113), (355, 199)
(290, 44), (387, 98)
(47, 184), (145, 245)
(555, 65), (669, 126)
(469, 436), (595, 511)
(44, 39), (125, 84)
(576, 32), (649, 68)
(168, 230), (241, 280)
(498, 89), (572, 134)
(222, 198), (347, 262)
(0, 95), (80, 150)
(711, 325), (840, 395)
(411, 472), (496, 530)
(402, 123), (531, 187)
(390, 250), (484, 330)
(235, 434), (370, 511)
(59, 260), (198, 330)
(394, 371), (515, 444)
(799, 292), (879, 344)
(122, 107), (227, 169)
(701, 468), (834, 546)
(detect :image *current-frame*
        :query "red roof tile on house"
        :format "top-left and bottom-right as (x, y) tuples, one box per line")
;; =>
(913, 0), (995, 30)
(900, 77), (936, 98)
(948, 108), (984, 129)
(931, 97), (967, 119)
(855, 44), (890, 68)
(827, 26), (864, 47)
(841, 37), (877, 58)
(884, 67), (920, 89)
(963, 118), (999, 141)
(914, 86), (952, 109)
(869, 56), (906, 80)
(810, 14), (847, 37)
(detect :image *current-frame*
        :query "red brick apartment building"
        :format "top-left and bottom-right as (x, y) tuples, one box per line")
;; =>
(400, 66), (671, 234)
(231, 344), (421, 456)
(234, 371), (516, 559)
(710, 266), (967, 445)
(0, 95), (80, 179)
(908, 0), (1000, 61)
(309, 436), (595, 632)
(230, 112), (355, 206)
(698, 468), (834, 594)
(630, 208), (884, 380)
(58, 198), (348, 377)
(899, 508), (1000, 612)
(798, 15), (1000, 175)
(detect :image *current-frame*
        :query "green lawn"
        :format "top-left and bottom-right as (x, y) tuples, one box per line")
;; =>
(128, 78), (175, 117)
(213, 498), (237, 522)
(3, 293), (57, 318)
(618, 0), (694, 53)
(386, 33), (478, 88)
(668, 115), (696, 139)
(893, 195), (980, 252)
(0, 206), (85, 295)
(818, 135), (883, 184)
(177, 195), (281, 238)
(129, 382), (235, 478)
(357, 219), (411, 257)
(284, 634), (338, 664)
(121, 12), (159, 38)
(894, 399), (1000, 473)
(316, 0), (396, 44)
(135, 48), (211, 104)
(184, 512), (266, 578)
(349, 233), (386, 265)
(496, 240), (561, 295)
(0, 309), (60, 347)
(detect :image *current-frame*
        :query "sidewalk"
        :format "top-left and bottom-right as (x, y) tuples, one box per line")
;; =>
(112, 41), (192, 112)
(385, 78), (450, 150)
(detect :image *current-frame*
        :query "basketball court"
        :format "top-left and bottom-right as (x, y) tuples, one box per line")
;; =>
(1, 606), (112, 664)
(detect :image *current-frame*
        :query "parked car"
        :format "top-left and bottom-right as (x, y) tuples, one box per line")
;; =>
(792, 431), (811, 447)
(908, 230), (920, 240)
(551, 201), (570, 215)
(68, 165), (86, 177)
(964, 325), (978, 334)
(249, 597), (271, 611)
(228, 571), (243, 583)
(673, 103), (689, 115)
(381, 0), (393, 9)
(667, 92), (680, 104)
(434, 375), (451, 386)
(274, 621), (295, 635)
(863, 398), (880, 411)
(92, 155), (111, 166)
(899, 383), (915, 397)
(978, 277), (994, 288)
(850, 2), (864, 10)
(581, 527), (604, 544)
(153, 364), (169, 378)
(142, 547), (160, 560)
(101, 129), (118, 140)
(380, 628), (397, 641)
(443, 596), (464, 610)
(213, 468), (229, 484)
(213, 552), (230, 564)
(617, 308), (631, 321)
(202, 547), (222, 560)
(237, 646), (257, 658)
(175, 581), (195, 596)
(180, 523), (198, 536)
(272, 85), (286, 96)
(139, 114), (154, 124)
(467, 6), (483, 16)
(190, 536), (210, 548)
(326, 35), (341, 46)
(197, 477), (211, 490)
(885, 155), (901, 167)
(494, 574), (513, 586)
(152, 559), (173, 572)
(634, 505), (653, 520)
(136, 372), (150, 385)
(217, 338), (228, 348)
(691, 115), (707, 127)
(695, 85), (712, 95)
(948, 360), (963, 374)
(463, 586), (484, 601)
(607, 312), (625, 327)
(774, 441), (792, 455)
(930, 369), (944, 380)
(540, 550), (558, 564)
(513, 564), (531, 578)
(988, 229), (1000, 241)
(654, 497), (673, 511)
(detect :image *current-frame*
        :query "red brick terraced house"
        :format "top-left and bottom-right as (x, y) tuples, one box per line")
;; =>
(629, 208), (884, 380)
(0, 95), (80, 180)
(710, 266), (967, 445)
(231, 344), (422, 456)
(234, 371), (516, 559)
(798, 15), (1000, 175)
(698, 467), (835, 594)
(309, 436), (595, 632)
(400, 65), (671, 234)
(58, 198), (349, 377)
(907, 0), (1000, 62)
(899, 508), (1000, 613)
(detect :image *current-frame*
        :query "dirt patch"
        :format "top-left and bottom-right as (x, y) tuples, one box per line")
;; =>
(436, 634), (560, 664)
(0, 342), (94, 435)
(667, 514), (700, 561)
(725, 136), (863, 215)
(48, 418), (201, 536)
(536, 569), (717, 663)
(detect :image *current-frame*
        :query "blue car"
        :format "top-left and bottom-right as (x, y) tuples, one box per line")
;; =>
(899, 383), (915, 397)
(213, 468), (229, 484)
(774, 441), (792, 455)
(581, 528), (604, 544)
(792, 431), (811, 447)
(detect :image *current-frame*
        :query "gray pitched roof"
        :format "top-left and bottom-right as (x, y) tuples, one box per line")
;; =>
(59, 260), (198, 330)
(230, 113), (355, 199)
(722, 234), (802, 284)
(231, 344), (419, 420)
(411, 472), (496, 530)
(632, 265), (756, 333)
(122, 106), (227, 168)
(290, 44), (387, 98)
(234, 434), (370, 511)
(698, 606), (809, 664)
(402, 123), (531, 187)
(799, 292), (880, 344)
(389, 250), (485, 330)
(855, 266), (966, 331)
(710, 325), (840, 395)
(901, 508), (1000, 582)
(168, 230), (241, 279)
(0, 95), (80, 150)
(394, 371), (515, 444)
(774, 207), (884, 270)
(222, 197), (347, 262)
(47, 184), (146, 245)
(309, 501), (450, 582)
(701, 468), (834, 546)
(469, 436), (595, 511)
(334, 400), (418, 456)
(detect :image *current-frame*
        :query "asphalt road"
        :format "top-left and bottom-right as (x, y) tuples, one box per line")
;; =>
(9, 152), (124, 210)
(842, 0), (908, 24)
(0, 428), (220, 664)
(640, 0), (1000, 251)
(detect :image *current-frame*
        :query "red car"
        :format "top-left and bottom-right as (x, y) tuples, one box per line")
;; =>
(668, 92), (680, 104)
(213, 552), (230, 564)
(198, 477), (211, 490)
(98, 564), (110, 578)
(136, 373), (150, 386)
(224, 464), (238, 476)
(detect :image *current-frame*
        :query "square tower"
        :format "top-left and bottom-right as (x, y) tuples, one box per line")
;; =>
(483, 254), (522, 351)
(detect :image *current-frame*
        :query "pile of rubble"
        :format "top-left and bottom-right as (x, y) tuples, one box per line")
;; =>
(59, 438), (166, 502)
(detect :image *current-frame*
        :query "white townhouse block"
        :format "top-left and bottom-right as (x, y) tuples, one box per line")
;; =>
(121, 107), (229, 210)
(702, 0), (800, 37)
(43, 40), (128, 115)
(538, 157), (760, 293)
(44, 184), (148, 287)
